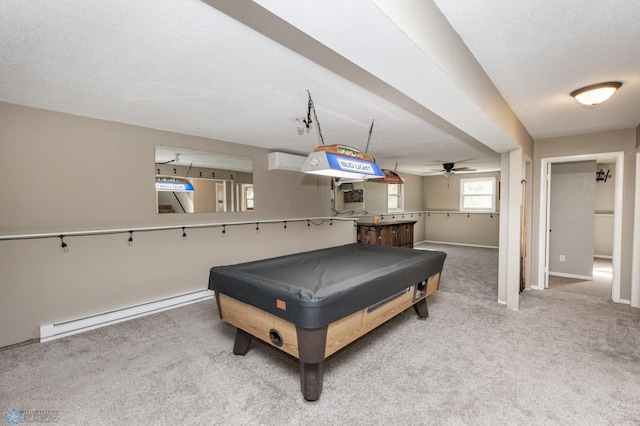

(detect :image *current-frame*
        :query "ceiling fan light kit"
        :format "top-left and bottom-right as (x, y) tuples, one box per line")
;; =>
(570, 81), (622, 106)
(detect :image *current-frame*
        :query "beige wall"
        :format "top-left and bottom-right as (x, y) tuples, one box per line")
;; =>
(423, 212), (499, 247)
(548, 161), (596, 277)
(0, 102), (354, 347)
(400, 173), (426, 241)
(334, 171), (500, 247)
(0, 102), (329, 234)
(423, 171), (501, 247)
(423, 171), (501, 212)
(531, 128), (637, 300)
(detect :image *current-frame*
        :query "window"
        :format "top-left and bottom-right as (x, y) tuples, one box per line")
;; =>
(387, 184), (403, 212)
(240, 184), (254, 211)
(460, 177), (496, 212)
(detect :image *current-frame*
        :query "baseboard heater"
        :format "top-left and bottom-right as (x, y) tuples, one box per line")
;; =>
(40, 289), (214, 342)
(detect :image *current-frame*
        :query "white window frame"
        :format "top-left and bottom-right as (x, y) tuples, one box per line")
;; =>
(240, 184), (254, 211)
(459, 177), (496, 213)
(387, 183), (404, 213)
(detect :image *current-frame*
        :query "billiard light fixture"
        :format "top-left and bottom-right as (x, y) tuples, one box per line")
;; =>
(369, 162), (404, 184)
(155, 177), (194, 192)
(300, 146), (384, 179)
(570, 81), (622, 106)
(298, 90), (384, 179)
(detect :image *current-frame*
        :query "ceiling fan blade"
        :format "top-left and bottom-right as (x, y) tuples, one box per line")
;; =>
(452, 167), (476, 172)
(446, 158), (476, 165)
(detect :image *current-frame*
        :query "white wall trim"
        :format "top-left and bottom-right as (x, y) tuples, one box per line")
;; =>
(632, 149), (640, 308)
(40, 289), (214, 342)
(506, 149), (524, 310)
(548, 272), (593, 281)
(416, 240), (498, 249)
(537, 151), (624, 302)
(497, 152), (510, 304)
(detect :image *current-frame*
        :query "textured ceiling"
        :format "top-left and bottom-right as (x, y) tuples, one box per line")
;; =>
(1, 0), (638, 176)
(433, 0), (640, 140)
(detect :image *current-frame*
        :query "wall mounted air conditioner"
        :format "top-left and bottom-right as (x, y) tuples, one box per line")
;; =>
(268, 151), (307, 172)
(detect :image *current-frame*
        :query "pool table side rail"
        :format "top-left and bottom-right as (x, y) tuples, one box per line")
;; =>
(215, 271), (441, 360)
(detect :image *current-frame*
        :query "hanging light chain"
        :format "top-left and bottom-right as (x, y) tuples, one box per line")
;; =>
(365, 119), (374, 155)
(307, 90), (325, 145)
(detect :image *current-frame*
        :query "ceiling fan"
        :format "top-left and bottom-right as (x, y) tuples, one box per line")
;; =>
(428, 162), (477, 177)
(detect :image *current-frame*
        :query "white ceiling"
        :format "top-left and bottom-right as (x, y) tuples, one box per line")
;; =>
(1, 0), (639, 176)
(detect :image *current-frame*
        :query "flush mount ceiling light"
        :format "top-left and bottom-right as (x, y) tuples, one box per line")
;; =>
(570, 81), (622, 106)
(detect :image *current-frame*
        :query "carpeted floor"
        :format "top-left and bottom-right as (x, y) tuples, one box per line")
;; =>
(548, 258), (613, 299)
(1, 244), (639, 425)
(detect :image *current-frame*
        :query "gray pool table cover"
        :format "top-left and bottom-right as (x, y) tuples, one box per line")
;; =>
(208, 243), (446, 328)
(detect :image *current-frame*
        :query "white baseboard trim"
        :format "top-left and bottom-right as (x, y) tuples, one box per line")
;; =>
(548, 272), (593, 281)
(415, 240), (499, 249)
(40, 289), (214, 343)
(594, 255), (613, 259)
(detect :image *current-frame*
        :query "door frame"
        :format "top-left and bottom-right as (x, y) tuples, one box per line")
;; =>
(536, 151), (623, 302)
(632, 150), (640, 307)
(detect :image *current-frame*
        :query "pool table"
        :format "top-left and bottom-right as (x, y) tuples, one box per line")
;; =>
(208, 243), (446, 401)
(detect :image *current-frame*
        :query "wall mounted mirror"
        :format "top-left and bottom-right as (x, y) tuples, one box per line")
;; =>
(155, 145), (253, 213)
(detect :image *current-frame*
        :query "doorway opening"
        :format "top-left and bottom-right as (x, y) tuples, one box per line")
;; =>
(536, 151), (623, 303)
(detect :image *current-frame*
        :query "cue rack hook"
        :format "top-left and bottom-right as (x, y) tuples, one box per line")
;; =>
(59, 235), (69, 252)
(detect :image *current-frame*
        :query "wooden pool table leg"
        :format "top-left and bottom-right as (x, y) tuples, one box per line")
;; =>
(296, 326), (328, 401)
(413, 298), (429, 319)
(233, 328), (253, 355)
(299, 362), (324, 402)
